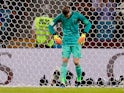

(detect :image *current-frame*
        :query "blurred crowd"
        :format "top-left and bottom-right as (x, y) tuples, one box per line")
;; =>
(0, 0), (124, 48)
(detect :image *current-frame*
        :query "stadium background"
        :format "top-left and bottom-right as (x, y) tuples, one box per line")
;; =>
(0, 0), (124, 88)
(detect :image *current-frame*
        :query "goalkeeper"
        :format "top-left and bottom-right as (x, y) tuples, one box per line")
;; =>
(48, 6), (92, 87)
(32, 16), (54, 48)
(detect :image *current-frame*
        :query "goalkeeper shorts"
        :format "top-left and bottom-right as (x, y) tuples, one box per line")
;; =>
(62, 45), (82, 58)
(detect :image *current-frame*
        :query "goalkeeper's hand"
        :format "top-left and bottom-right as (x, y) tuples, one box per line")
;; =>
(78, 33), (86, 44)
(54, 35), (62, 45)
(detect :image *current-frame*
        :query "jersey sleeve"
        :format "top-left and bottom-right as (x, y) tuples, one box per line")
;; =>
(77, 12), (92, 33)
(48, 14), (62, 34)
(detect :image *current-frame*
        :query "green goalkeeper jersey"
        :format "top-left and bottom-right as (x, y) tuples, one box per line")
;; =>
(34, 16), (54, 47)
(48, 11), (92, 46)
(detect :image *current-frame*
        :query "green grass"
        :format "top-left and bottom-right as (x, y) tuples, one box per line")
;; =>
(0, 87), (124, 93)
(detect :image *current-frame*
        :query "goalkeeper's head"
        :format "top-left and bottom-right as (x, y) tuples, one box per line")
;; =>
(62, 6), (71, 18)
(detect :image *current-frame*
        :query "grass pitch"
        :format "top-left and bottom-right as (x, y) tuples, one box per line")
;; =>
(0, 87), (124, 93)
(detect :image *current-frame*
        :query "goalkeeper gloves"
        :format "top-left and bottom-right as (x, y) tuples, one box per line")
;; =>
(54, 35), (62, 45)
(78, 33), (86, 44)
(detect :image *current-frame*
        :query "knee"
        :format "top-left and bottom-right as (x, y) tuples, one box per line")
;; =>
(73, 58), (80, 65)
(74, 62), (79, 66)
(62, 58), (69, 63)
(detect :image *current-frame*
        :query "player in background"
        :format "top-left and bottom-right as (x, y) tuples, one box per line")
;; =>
(48, 6), (92, 87)
(32, 16), (54, 48)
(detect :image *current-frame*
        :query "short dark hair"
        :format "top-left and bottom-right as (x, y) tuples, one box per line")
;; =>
(62, 6), (70, 16)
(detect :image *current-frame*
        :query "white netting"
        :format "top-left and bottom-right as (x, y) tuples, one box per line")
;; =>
(0, 0), (124, 48)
